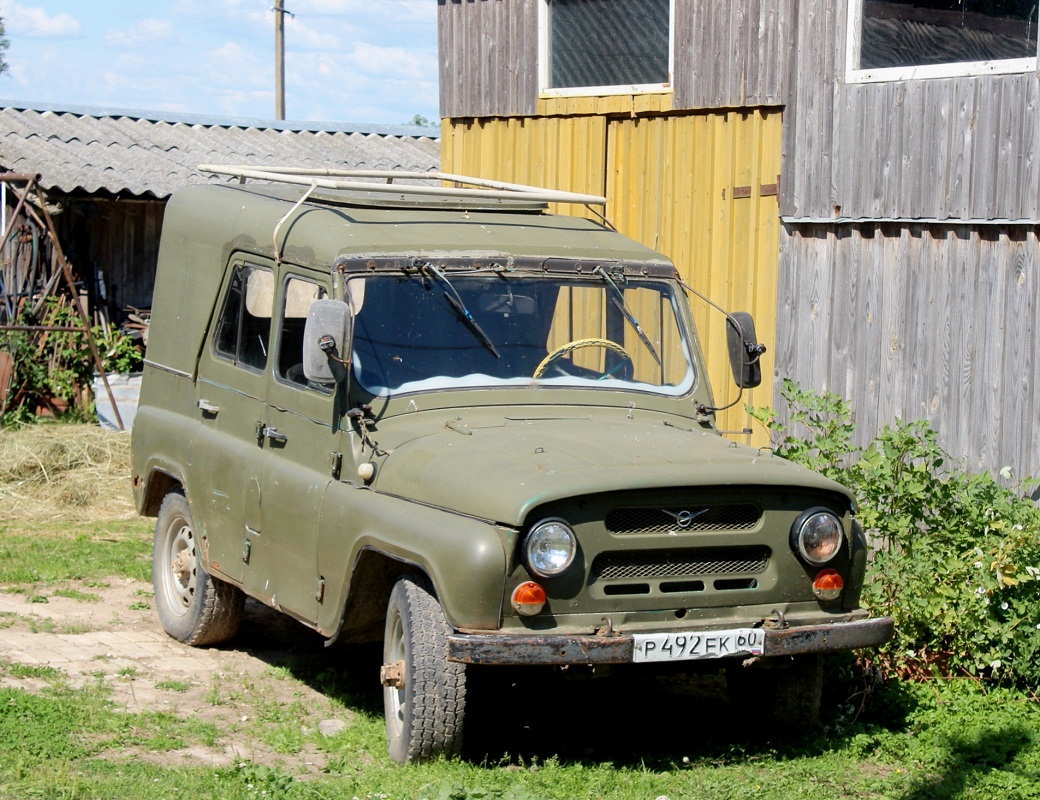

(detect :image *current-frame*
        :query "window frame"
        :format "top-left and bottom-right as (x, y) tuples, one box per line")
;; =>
(537, 0), (676, 98)
(273, 272), (332, 393)
(212, 262), (274, 374)
(845, 0), (1039, 84)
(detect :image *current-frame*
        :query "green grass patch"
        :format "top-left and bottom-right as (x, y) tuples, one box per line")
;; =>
(0, 519), (151, 585)
(0, 661), (63, 681)
(51, 586), (102, 603)
(3, 645), (1040, 798)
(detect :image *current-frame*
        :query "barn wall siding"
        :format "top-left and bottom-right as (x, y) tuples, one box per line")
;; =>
(438, 0), (792, 119)
(438, 0), (539, 118)
(776, 223), (1040, 482)
(675, 0), (789, 109)
(784, 0), (1040, 222)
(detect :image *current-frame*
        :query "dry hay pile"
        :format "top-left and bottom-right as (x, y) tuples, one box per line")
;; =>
(0, 424), (135, 521)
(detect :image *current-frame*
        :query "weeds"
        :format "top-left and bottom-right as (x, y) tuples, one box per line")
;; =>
(753, 379), (1040, 688)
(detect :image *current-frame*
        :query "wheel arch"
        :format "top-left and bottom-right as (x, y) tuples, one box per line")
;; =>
(326, 548), (431, 644)
(140, 469), (184, 516)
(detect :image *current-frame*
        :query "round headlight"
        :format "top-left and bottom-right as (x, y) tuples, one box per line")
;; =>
(524, 519), (577, 577)
(791, 508), (844, 565)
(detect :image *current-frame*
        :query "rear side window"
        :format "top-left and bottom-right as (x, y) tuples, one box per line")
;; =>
(214, 264), (273, 371)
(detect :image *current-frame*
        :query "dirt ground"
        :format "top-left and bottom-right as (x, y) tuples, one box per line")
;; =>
(0, 578), (370, 776)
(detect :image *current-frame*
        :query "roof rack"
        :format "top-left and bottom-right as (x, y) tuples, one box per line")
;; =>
(197, 165), (607, 207)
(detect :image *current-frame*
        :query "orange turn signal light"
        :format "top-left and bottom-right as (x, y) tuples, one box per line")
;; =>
(812, 568), (844, 601)
(511, 581), (547, 616)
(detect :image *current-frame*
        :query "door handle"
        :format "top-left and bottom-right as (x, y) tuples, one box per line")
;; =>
(197, 399), (219, 414)
(262, 425), (288, 444)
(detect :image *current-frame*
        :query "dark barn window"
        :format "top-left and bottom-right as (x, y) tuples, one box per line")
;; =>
(860, 0), (1039, 69)
(548, 0), (671, 89)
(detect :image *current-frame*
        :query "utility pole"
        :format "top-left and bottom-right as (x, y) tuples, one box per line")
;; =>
(274, 0), (288, 120)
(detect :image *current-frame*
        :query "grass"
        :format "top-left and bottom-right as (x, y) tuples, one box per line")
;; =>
(0, 675), (1038, 799)
(2, 423), (1040, 799)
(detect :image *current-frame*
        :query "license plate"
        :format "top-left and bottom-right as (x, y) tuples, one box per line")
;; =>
(632, 628), (765, 663)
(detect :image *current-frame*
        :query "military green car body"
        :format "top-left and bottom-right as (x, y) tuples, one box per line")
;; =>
(133, 178), (891, 760)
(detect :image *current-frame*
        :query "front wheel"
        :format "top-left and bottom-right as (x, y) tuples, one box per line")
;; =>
(152, 491), (244, 646)
(381, 575), (466, 763)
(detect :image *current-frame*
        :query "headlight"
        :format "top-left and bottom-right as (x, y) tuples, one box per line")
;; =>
(524, 518), (577, 577)
(791, 508), (844, 565)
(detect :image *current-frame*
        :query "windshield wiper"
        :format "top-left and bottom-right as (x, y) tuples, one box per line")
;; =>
(424, 264), (501, 359)
(594, 266), (661, 367)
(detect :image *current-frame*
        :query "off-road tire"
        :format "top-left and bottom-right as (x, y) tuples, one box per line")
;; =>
(152, 491), (244, 646)
(383, 575), (466, 763)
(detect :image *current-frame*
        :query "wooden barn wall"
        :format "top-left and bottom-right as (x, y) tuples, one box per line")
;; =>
(56, 199), (165, 317)
(674, 0), (789, 109)
(776, 223), (1040, 482)
(443, 109), (784, 442)
(438, 0), (539, 118)
(438, 0), (792, 119)
(783, 0), (1040, 221)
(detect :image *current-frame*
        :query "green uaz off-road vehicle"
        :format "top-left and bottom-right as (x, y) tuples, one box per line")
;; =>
(131, 168), (891, 763)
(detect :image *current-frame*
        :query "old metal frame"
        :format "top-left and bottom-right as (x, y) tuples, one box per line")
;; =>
(0, 173), (123, 429)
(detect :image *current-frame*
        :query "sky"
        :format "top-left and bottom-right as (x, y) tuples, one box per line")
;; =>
(0, 0), (439, 127)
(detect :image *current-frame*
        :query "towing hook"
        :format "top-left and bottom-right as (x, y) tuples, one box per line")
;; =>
(764, 608), (787, 630)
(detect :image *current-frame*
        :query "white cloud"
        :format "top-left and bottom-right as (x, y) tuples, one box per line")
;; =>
(103, 19), (175, 46)
(4, 3), (80, 36)
(284, 17), (340, 51)
(347, 42), (433, 81)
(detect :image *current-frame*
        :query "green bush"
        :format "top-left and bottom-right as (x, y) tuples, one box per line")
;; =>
(752, 379), (1040, 688)
(2, 297), (142, 425)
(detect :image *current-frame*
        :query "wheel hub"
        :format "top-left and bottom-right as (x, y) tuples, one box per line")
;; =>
(380, 659), (406, 689)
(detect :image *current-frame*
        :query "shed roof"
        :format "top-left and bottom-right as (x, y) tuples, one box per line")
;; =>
(0, 100), (441, 200)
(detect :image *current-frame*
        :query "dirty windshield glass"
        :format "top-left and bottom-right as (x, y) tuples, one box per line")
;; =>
(349, 272), (695, 396)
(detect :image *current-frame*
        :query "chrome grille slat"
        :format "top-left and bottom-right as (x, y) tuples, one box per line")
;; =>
(605, 504), (760, 534)
(590, 547), (769, 582)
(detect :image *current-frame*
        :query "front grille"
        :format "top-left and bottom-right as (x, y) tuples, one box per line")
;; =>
(590, 546), (769, 582)
(605, 504), (760, 534)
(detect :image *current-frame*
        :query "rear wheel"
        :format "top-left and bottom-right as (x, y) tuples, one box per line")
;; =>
(152, 491), (244, 646)
(381, 575), (466, 763)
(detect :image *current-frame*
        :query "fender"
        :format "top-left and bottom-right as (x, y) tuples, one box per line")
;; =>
(315, 482), (514, 638)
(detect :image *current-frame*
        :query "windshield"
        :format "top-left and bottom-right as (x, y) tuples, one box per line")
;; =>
(349, 270), (695, 397)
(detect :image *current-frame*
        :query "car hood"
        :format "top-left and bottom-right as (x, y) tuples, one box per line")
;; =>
(367, 409), (852, 526)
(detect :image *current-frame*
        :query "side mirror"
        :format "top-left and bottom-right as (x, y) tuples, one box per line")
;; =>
(726, 311), (767, 389)
(303, 299), (352, 384)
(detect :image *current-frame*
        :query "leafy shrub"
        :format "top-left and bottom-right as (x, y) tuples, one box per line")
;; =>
(2, 297), (142, 425)
(752, 379), (1040, 688)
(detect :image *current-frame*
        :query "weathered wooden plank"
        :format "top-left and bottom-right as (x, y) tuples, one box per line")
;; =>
(438, 0), (538, 119)
(776, 223), (1040, 483)
(1001, 232), (1034, 481)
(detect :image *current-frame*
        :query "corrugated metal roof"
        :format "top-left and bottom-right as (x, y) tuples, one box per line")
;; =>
(0, 100), (441, 199)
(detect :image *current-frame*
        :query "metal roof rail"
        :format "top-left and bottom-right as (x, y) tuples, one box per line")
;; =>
(197, 165), (607, 206)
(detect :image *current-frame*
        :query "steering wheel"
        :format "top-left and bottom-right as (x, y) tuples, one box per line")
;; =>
(533, 338), (634, 380)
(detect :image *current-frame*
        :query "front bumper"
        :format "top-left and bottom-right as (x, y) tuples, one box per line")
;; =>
(447, 616), (894, 665)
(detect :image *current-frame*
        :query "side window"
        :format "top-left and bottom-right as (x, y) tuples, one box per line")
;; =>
(848, 0), (1039, 81)
(276, 275), (326, 389)
(214, 264), (274, 371)
(541, 0), (673, 93)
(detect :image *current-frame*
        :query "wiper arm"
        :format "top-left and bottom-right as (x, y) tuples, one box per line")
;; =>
(425, 264), (501, 359)
(594, 266), (661, 367)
